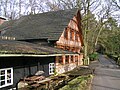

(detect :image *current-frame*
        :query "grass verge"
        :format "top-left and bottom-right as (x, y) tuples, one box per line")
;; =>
(59, 75), (93, 90)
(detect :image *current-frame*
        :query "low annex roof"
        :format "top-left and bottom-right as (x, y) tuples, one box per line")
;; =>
(0, 40), (78, 57)
(0, 8), (78, 41)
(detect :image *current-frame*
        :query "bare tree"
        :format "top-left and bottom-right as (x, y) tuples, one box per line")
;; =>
(3, 0), (8, 17)
(57, 0), (76, 9)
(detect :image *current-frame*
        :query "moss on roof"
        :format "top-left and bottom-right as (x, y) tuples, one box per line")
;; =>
(0, 40), (76, 55)
(0, 8), (78, 41)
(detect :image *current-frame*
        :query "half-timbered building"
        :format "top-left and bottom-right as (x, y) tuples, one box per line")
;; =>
(0, 8), (83, 89)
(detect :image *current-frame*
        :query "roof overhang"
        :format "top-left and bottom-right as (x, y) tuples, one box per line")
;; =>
(0, 53), (79, 57)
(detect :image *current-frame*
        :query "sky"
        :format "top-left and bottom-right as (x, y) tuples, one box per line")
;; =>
(0, 0), (120, 24)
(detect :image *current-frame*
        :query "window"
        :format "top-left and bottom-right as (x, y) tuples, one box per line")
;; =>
(71, 56), (74, 63)
(64, 29), (68, 40)
(58, 56), (63, 65)
(75, 33), (79, 42)
(65, 56), (69, 64)
(49, 63), (55, 75)
(75, 56), (78, 63)
(70, 30), (72, 40)
(65, 46), (70, 51)
(70, 30), (74, 41)
(0, 68), (13, 88)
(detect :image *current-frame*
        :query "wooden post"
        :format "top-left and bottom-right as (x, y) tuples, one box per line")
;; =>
(62, 55), (65, 65)
(55, 56), (59, 66)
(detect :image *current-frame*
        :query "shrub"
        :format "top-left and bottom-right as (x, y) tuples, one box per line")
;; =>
(89, 52), (98, 61)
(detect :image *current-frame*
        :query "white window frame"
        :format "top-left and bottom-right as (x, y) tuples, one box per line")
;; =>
(0, 68), (13, 88)
(49, 63), (55, 75)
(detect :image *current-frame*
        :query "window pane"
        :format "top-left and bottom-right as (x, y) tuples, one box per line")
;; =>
(71, 56), (74, 63)
(1, 81), (5, 86)
(7, 70), (11, 73)
(65, 29), (68, 39)
(0, 71), (5, 75)
(65, 56), (69, 64)
(7, 79), (11, 83)
(7, 73), (11, 79)
(1, 76), (5, 80)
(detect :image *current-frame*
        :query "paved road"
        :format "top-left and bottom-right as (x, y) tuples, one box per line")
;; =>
(91, 54), (120, 90)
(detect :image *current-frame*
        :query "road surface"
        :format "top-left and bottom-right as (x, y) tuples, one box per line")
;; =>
(91, 54), (120, 90)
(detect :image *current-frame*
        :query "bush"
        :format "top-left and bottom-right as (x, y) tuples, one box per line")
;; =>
(89, 52), (98, 61)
